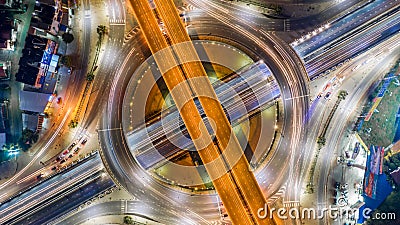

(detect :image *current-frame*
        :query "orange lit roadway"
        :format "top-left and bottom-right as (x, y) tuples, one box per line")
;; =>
(130, 0), (272, 224)
(154, 0), (277, 224)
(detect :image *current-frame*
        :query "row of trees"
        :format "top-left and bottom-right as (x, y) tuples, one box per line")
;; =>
(62, 32), (74, 44)
(307, 90), (349, 192)
(384, 152), (400, 172)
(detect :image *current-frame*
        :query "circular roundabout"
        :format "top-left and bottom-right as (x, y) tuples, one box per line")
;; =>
(122, 40), (282, 191)
(99, 17), (309, 224)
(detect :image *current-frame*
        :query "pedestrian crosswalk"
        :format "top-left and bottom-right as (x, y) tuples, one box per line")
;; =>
(267, 185), (286, 204)
(109, 19), (126, 25)
(283, 201), (300, 208)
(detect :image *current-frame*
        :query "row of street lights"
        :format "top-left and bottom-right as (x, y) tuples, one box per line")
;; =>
(291, 23), (331, 47)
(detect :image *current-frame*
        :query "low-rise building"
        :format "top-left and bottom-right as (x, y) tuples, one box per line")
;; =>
(22, 113), (44, 132)
(0, 133), (6, 149)
(392, 140), (400, 154)
(0, 61), (11, 79)
(19, 90), (52, 114)
(0, 18), (17, 51)
(390, 167), (400, 186)
(30, 0), (69, 38)
(0, 0), (14, 8)
(0, 0), (23, 9)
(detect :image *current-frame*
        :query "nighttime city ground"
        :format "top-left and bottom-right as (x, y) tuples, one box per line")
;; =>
(0, 0), (399, 224)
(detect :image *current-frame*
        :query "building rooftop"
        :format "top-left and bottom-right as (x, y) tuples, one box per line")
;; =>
(19, 90), (51, 113)
(0, 133), (6, 148)
(0, 0), (12, 8)
(0, 67), (6, 78)
(0, 103), (6, 132)
(16, 34), (47, 85)
(393, 140), (400, 154)
(22, 113), (39, 131)
(390, 168), (400, 186)
(0, 22), (12, 49)
(0, 61), (11, 79)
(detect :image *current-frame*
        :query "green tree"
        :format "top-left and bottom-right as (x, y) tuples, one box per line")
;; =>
(62, 32), (74, 44)
(68, 120), (78, 128)
(97, 25), (107, 37)
(317, 136), (326, 146)
(338, 90), (348, 100)
(18, 129), (39, 151)
(60, 55), (72, 67)
(389, 163), (397, 171)
(86, 72), (94, 81)
(123, 216), (133, 224)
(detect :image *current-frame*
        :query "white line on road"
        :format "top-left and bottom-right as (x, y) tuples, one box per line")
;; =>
(97, 127), (122, 132)
(285, 94), (310, 101)
(0, 109), (71, 190)
(0, 193), (8, 200)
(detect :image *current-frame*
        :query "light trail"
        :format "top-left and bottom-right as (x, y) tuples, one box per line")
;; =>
(0, 109), (71, 190)
(16, 167), (48, 185)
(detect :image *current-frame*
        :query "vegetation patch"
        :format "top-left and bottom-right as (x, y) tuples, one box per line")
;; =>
(359, 59), (400, 147)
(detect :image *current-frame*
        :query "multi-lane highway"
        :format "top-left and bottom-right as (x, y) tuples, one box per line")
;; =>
(0, 152), (114, 225)
(314, 34), (400, 225)
(98, 4), (309, 225)
(186, 0), (373, 33)
(187, 0), (310, 203)
(128, 61), (280, 171)
(129, 0), (277, 223)
(294, 0), (400, 78)
(0, 0), (126, 221)
(58, 200), (176, 225)
(0, 0), (94, 205)
(4, 0), (399, 224)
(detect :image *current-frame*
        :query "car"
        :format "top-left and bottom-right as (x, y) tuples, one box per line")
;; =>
(81, 139), (88, 145)
(68, 154), (73, 158)
(36, 173), (44, 180)
(324, 92), (332, 99)
(74, 147), (81, 154)
(68, 143), (76, 150)
(60, 159), (67, 164)
(317, 93), (323, 99)
(323, 83), (331, 92)
(51, 166), (57, 171)
(63, 150), (69, 155)
(354, 142), (360, 153)
(55, 156), (62, 162)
